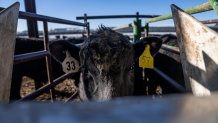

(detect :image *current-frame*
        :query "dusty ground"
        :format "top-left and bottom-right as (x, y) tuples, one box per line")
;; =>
(20, 76), (80, 102)
(19, 76), (163, 102)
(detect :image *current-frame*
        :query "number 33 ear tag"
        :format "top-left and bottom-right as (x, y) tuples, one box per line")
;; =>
(139, 45), (154, 69)
(62, 50), (80, 73)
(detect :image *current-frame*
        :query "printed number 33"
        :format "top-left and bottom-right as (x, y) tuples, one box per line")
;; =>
(66, 61), (75, 71)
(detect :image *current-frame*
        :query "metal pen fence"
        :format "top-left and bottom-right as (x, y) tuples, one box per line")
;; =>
(0, 3), (88, 102)
(75, 1), (218, 93)
(1, 1), (218, 101)
(143, 1), (218, 93)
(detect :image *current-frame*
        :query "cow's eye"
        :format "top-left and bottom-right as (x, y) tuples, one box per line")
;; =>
(62, 50), (65, 54)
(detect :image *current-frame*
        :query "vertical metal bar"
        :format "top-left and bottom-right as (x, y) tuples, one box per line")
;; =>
(24, 0), (39, 38)
(43, 21), (55, 102)
(136, 12), (139, 20)
(86, 22), (90, 37)
(133, 12), (141, 42)
(83, 13), (90, 37)
(144, 23), (149, 37)
(209, 0), (218, 14)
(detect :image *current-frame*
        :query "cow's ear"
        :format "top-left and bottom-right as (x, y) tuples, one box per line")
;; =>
(160, 34), (178, 46)
(134, 37), (162, 57)
(49, 40), (80, 62)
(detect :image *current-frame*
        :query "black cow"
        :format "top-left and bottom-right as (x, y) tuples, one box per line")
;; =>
(133, 37), (162, 95)
(10, 38), (81, 100)
(78, 27), (164, 101)
(154, 53), (185, 94)
(157, 34), (185, 94)
(79, 27), (135, 101)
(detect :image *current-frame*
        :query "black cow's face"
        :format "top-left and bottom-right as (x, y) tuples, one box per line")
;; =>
(79, 28), (135, 101)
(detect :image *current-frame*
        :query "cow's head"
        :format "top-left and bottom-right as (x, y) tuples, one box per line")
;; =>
(79, 27), (135, 101)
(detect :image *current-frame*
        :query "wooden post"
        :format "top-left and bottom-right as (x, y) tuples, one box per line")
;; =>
(172, 4), (218, 96)
(0, 2), (19, 102)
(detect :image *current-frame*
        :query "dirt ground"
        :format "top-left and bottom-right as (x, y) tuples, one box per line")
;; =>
(19, 76), (163, 102)
(20, 76), (80, 102)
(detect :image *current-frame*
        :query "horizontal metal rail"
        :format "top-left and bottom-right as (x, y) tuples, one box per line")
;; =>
(161, 44), (180, 55)
(112, 23), (132, 30)
(14, 51), (49, 64)
(17, 31), (86, 36)
(113, 24), (218, 32)
(0, 5), (87, 102)
(145, 2), (213, 24)
(153, 68), (186, 92)
(0, 7), (86, 26)
(17, 72), (76, 101)
(201, 19), (218, 24)
(76, 14), (160, 20)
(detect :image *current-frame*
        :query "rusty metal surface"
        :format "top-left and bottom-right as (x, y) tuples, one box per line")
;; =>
(172, 5), (218, 96)
(43, 21), (55, 102)
(201, 19), (218, 24)
(2, 93), (218, 123)
(0, 2), (19, 102)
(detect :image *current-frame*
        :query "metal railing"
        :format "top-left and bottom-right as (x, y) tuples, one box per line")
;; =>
(0, 6), (87, 102)
(144, 1), (218, 92)
(76, 12), (160, 42)
(107, 1), (218, 92)
(145, 2), (213, 24)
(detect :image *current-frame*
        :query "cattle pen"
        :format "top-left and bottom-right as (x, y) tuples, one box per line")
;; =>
(0, 2), (88, 102)
(1, 0), (218, 123)
(76, 1), (218, 95)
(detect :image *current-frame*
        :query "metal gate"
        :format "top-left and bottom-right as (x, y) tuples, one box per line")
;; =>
(0, 2), (88, 102)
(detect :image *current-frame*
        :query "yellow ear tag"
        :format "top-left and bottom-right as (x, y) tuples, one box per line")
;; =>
(139, 45), (154, 69)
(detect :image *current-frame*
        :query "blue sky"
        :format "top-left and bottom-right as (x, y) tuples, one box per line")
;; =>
(1, 0), (217, 32)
